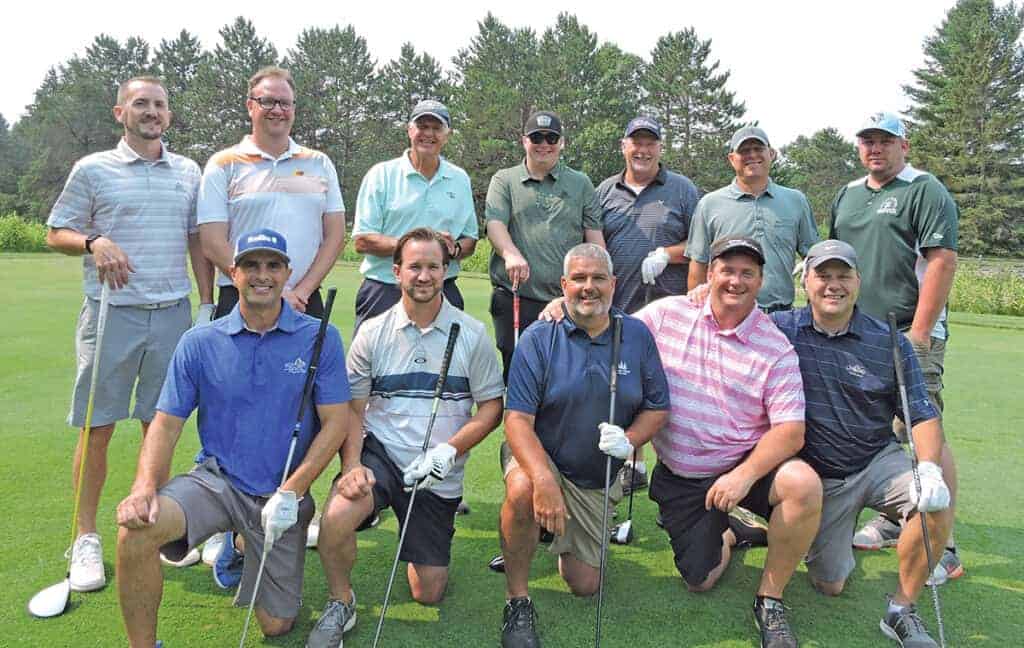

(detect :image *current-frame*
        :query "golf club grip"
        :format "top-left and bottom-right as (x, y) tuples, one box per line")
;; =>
(292, 288), (338, 432)
(608, 315), (623, 424)
(432, 322), (461, 401)
(886, 313), (910, 394)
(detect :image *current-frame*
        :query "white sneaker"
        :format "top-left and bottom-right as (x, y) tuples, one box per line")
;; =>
(306, 516), (320, 549)
(160, 547), (201, 568)
(68, 533), (105, 592)
(201, 533), (227, 566)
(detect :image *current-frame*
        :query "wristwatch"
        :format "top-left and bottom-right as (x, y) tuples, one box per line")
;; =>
(84, 234), (102, 254)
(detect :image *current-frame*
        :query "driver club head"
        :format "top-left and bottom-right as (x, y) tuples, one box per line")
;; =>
(27, 578), (71, 618)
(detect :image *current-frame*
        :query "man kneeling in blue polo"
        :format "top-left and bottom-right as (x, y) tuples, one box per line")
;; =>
(498, 243), (670, 648)
(116, 229), (352, 646)
(772, 240), (956, 648)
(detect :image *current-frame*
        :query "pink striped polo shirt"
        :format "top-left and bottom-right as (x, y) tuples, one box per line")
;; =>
(637, 296), (804, 478)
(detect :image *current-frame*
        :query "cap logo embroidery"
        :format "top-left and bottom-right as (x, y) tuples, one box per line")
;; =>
(284, 357), (307, 374)
(537, 115), (552, 127)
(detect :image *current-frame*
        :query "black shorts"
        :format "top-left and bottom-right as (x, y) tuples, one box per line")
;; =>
(649, 461), (776, 587)
(353, 278), (464, 336)
(215, 285), (325, 319)
(348, 434), (461, 567)
(489, 286), (549, 384)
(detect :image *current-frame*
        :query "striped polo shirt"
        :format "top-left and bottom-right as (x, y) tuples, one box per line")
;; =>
(47, 139), (201, 305)
(197, 136), (344, 289)
(347, 299), (505, 499)
(637, 296), (805, 477)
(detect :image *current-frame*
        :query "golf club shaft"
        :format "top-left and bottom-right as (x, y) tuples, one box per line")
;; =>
(373, 323), (462, 648)
(595, 315), (623, 648)
(68, 283), (111, 562)
(513, 289), (520, 348)
(238, 288), (337, 648)
(887, 314), (946, 648)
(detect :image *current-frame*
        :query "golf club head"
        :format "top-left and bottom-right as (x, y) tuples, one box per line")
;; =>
(27, 578), (71, 618)
(610, 520), (633, 545)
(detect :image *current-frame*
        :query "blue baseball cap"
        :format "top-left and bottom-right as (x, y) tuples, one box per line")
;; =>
(857, 112), (907, 138)
(624, 116), (662, 139)
(410, 99), (451, 128)
(233, 228), (290, 265)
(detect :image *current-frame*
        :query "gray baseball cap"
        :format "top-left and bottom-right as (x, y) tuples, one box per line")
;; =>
(729, 126), (771, 152)
(805, 239), (858, 270)
(410, 99), (451, 128)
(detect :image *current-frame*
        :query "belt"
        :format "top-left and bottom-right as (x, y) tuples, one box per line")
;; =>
(127, 298), (184, 310)
(760, 303), (792, 314)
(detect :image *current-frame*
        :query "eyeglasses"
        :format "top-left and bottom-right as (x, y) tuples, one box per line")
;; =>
(249, 96), (294, 111)
(528, 132), (560, 145)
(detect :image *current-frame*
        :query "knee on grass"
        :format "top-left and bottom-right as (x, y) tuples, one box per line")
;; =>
(811, 577), (846, 597)
(256, 611), (294, 637)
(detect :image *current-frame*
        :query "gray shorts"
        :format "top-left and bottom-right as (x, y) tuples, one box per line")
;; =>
(806, 443), (915, 583)
(159, 457), (315, 619)
(501, 442), (621, 569)
(69, 296), (190, 427)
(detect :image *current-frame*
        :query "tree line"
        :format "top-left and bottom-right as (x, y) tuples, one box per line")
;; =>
(0, 0), (1021, 256)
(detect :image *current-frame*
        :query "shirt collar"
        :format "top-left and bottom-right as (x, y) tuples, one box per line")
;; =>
(238, 135), (301, 161)
(615, 164), (667, 192)
(400, 150), (452, 182)
(391, 297), (459, 335)
(115, 138), (169, 165)
(798, 304), (863, 339)
(558, 307), (625, 343)
(518, 159), (561, 183)
(700, 299), (761, 343)
(224, 299), (298, 335)
(725, 178), (776, 200)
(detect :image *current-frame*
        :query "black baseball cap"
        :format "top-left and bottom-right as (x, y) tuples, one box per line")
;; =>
(524, 111), (562, 136)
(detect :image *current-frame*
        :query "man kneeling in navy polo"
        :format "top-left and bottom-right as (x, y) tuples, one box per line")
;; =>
(772, 240), (956, 648)
(499, 243), (670, 648)
(116, 229), (352, 647)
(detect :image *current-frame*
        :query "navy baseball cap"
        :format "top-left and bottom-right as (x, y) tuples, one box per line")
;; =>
(234, 228), (290, 265)
(856, 111), (907, 138)
(729, 126), (771, 152)
(709, 236), (765, 265)
(410, 99), (451, 128)
(525, 111), (563, 135)
(624, 116), (662, 139)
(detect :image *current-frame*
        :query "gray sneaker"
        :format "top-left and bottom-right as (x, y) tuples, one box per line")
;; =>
(853, 515), (901, 550)
(306, 594), (357, 648)
(926, 548), (965, 586)
(880, 598), (938, 648)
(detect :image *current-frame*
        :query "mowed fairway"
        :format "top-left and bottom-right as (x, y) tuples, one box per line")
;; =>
(2, 252), (1022, 647)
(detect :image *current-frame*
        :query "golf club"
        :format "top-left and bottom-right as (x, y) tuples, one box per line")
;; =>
(512, 285), (521, 348)
(595, 315), (623, 648)
(372, 322), (461, 648)
(28, 282), (111, 618)
(888, 313), (946, 648)
(237, 287), (337, 647)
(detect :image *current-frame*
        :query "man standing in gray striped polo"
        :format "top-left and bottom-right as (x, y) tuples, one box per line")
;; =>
(46, 76), (213, 594)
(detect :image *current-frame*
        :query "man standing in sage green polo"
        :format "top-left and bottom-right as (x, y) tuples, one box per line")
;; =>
(485, 110), (604, 382)
(687, 126), (818, 312)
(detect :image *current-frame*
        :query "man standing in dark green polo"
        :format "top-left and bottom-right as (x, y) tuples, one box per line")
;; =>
(687, 126), (819, 313)
(485, 110), (604, 382)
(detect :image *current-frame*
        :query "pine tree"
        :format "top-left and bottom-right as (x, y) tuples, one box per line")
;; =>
(778, 128), (860, 227)
(154, 29), (207, 158)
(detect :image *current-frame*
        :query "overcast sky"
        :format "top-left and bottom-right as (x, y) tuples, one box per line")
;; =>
(3, 0), (959, 146)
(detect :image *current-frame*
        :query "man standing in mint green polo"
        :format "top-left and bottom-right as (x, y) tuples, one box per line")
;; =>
(831, 112), (962, 586)
(687, 126), (818, 313)
(351, 99), (478, 334)
(485, 110), (605, 382)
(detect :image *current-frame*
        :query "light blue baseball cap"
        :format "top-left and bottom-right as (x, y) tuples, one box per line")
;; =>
(857, 112), (907, 138)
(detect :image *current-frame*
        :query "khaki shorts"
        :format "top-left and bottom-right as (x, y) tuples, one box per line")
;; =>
(894, 335), (946, 441)
(501, 442), (621, 568)
(805, 443), (916, 584)
(69, 296), (190, 427)
(159, 457), (315, 619)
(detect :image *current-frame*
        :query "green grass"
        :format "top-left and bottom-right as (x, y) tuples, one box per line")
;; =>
(2, 253), (1022, 646)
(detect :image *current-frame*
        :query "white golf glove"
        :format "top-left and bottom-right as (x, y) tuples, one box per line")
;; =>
(261, 489), (299, 548)
(909, 461), (950, 512)
(641, 247), (670, 285)
(403, 443), (457, 490)
(193, 303), (215, 327)
(598, 422), (633, 460)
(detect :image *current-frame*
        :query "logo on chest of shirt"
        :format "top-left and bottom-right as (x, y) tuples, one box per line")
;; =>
(616, 361), (631, 377)
(446, 191), (456, 200)
(846, 363), (867, 379)
(876, 197), (899, 215)
(284, 357), (307, 374)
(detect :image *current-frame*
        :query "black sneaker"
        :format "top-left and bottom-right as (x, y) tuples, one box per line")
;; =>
(502, 597), (540, 648)
(753, 596), (797, 648)
(729, 507), (769, 548)
(880, 597), (939, 648)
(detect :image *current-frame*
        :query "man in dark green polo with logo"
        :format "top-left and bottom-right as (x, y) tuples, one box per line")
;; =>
(830, 111), (962, 586)
(485, 110), (604, 382)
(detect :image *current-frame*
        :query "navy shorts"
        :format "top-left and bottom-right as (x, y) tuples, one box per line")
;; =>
(649, 461), (776, 587)
(346, 434), (461, 567)
(353, 278), (464, 336)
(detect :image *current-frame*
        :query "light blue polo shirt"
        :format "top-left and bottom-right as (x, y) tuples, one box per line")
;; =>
(353, 151), (478, 283)
(687, 179), (818, 308)
(157, 300), (350, 496)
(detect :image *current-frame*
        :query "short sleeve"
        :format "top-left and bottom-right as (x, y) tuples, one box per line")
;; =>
(897, 335), (939, 426)
(639, 326), (670, 411)
(484, 172), (512, 226)
(796, 192), (819, 255)
(467, 326), (504, 403)
(47, 161), (94, 230)
(581, 176), (602, 231)
(185, 162), (201, 233)
(323, 156), (345, 214)
(505, 324), (550, 415)
(687, 198), (712, 263)
(352, 163), (386, 235)
(913, 179), (959, 251)
(197, 158), (231, 225)
(346, 324), (374, 400)
(156, 332), (200, 419)
(313, 325), (351, 405)
(764, 348), (806, 425)
(455, 172), (479, 240)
